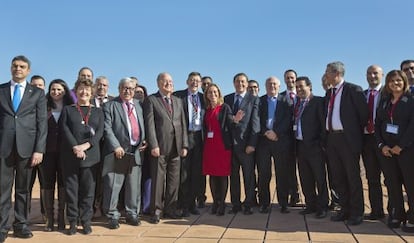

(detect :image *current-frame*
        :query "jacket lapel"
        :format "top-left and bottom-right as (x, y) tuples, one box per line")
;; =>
(115, 99), (129, 129)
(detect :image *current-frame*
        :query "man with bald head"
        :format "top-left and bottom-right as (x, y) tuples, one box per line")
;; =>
(144, 72), (188, 223)
(362, 65), (385, 220)
(257, 76), (292, 214)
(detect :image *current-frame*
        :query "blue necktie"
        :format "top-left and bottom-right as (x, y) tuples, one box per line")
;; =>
(233, 94), (240, 115)
(13, 84), (22, 112)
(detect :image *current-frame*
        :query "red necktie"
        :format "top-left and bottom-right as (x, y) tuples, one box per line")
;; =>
(126, 102), (140, 141)
(367, 90), (376, 133)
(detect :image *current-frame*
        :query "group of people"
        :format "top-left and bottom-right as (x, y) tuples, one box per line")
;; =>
(0, 56), (414, 243)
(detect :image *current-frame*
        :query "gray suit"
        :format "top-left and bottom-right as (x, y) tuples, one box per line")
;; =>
(143, 92), (188, 215)
(0, 81), (47, 231)
(102, 97), (145, 219)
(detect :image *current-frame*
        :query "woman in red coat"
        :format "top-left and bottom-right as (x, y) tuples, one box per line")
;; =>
(202, 84), (243, 215)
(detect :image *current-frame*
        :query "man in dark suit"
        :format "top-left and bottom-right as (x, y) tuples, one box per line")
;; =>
(173, 72), (206, 216)
(400, 60), (414, 92)
(279, 69), (300, 207)
(362, 65), (385, 220)
(324, 61), (368, 226)
(257, 76), (292, 214)
(0, 55), (47, 241)
(144, 72), (188, 224)
(224, 72), (260, 215)
(294, 76), (328, 218)
(102, 77), (146, 229)
(91, 75), (115, 218)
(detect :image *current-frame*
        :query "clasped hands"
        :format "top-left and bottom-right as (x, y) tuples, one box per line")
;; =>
(381, 145), (402, 157)
(73, 142), (91, 160)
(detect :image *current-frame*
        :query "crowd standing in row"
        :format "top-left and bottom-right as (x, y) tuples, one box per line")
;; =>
(0, 56), (414, 243)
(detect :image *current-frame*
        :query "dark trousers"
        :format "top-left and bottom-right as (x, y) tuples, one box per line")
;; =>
(361, 134), (384, 214)
(326, 133), (364, 217)
(296, 141), (328, 211)
(64, 163), (97, 224)
(380, 146), (414, 223)
(178, 131), (204, 210)
(0, 147), (32, 231)
(150, 150), (181, 215)
(286, 145), (299, 200)
(29, 165), (43, 214)
(257, 138), (289, 207)
(209, 176), (228, 208)
(40, 152), (64, 189)
(230, 145), (256, 208)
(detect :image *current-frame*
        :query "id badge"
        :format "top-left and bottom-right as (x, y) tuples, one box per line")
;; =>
(386, 123), (399, 134)
(195, 119), (201, 126)
(207, 132), (214, 138)
(293, 125), (297, 131)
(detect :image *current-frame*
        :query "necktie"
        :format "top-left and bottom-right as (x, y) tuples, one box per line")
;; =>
(13, 84), (22, 112)
(126, 102), (140, 141)
(164, 97), (172, 114)
(233, 94), (240, 115)
(327, 88), (337, 131)
(98, 97), (104, 107)
(191, 94), (198, 129)
(295, 100), (306, 137)
(367, 90), (376, 133)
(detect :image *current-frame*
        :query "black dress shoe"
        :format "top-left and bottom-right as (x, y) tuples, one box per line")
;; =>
(331, 211), (348, 222)
(402, 223), (414, 233)
(387, 218), (402, 228)
(211, 204), (218, 214)
(315, 210), (327, 219)
(365, 212), (385, 220)
(216, 206), (225, 216)
(299, 207), (317, 215)
(67, 222), (77, 235)
(259, 206), (270, 214)
(243, 206), (253, 215)
(347, 216), (363, 226)
(197, 200), (206, 209)
(280, 206), (290, 214)
(228, 206), (242, 214)
(163, 212), (182, 219)
(82, 224), (92, 235)
(126, 217), (141, 226)
(190, 208), (200, 215)
(289, 193), (300, 207)
(13, 228), (33, 239)
(150, 214), (160, 224)
(108, 219), (120, 229)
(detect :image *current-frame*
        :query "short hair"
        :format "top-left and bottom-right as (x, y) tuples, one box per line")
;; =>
(78, 67), (94, 78)
(400, 60), (414, 70)
(30, 75), (45, 84)
(202, 76), (213, 82)
(74, 78), (94, 93)
(136, 85), (148, 97)
(156, 72), (171, 82)
(187, 72), (202, 79)
(327, 61), (345, 77)
(233, 73), (248, 82)
(248, 80), (259, 86)
(204, 83), (224, 108)
(46, 79), (74, 109)
(384, 70), (409, 95)
(296, 76), (312, 86)
(12, 55), (31, 68)
(284, 69), (297, 78)
(95, 76), (108, 84)
(118, 77), (136, 90)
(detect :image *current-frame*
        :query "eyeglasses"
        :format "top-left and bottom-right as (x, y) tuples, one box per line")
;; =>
(403, 66), (414, 72)
(248, 86), (258, 89)
(122, 87), (135, 92)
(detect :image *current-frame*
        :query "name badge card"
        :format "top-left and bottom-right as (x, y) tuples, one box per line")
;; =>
(386, 123), (399, 134)
(207, 132), (214, 138)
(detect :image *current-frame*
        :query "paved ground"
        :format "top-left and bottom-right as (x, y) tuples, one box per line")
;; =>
(4, 163), (414, 243)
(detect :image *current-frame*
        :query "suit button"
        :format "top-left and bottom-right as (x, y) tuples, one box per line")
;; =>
(15, 115), (18, 119)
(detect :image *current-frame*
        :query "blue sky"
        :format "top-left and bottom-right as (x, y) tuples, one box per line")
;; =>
(0, 0), (412, 97)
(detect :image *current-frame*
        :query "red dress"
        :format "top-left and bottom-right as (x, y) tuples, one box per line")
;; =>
(202, 105), (231, 176)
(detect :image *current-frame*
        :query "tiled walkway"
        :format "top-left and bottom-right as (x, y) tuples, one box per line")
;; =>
(5, 165), (414, 242)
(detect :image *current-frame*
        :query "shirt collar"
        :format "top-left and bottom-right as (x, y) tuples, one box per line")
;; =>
(11, 80), (27, 88)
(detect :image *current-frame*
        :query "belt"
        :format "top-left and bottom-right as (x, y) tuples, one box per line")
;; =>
(327, 130), (344, 134)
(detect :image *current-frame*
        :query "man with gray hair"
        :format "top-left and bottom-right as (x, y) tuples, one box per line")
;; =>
(324, 61), (368, 225)
(102, 77), (146, 229)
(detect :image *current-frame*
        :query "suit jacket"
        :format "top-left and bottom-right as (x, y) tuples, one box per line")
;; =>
(0, 81), (47, 158)
(102, 97), (145, 166)
(173, 89), (205, 143)
(143, 92), (188, 155)
(91, 95), (115, 107)
(60, 105), (104, 167)
(258, 94), (292, 150)
(280, 90), (296, 106)
(224, 92), (260, 148)
(297, 96), (325, 147)
(324, 81), (368, 153)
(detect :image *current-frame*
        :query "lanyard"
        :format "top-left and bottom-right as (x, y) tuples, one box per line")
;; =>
(76, 104), (91, 125)
(294, 98), (309, 119)
(387, 96), (401, 124)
